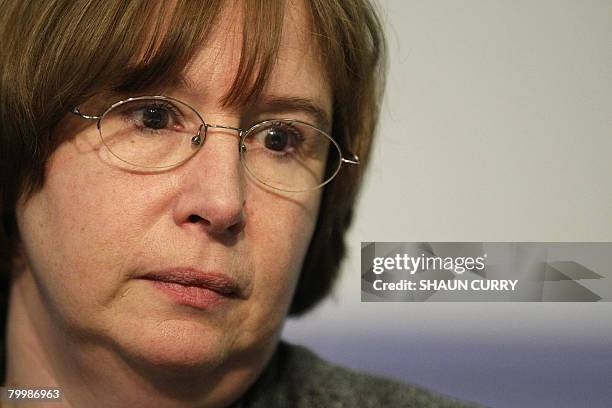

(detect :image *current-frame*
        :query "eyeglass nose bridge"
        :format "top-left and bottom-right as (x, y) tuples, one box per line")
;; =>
(190, 123), (245, 147)
(206, 123), (244, 133)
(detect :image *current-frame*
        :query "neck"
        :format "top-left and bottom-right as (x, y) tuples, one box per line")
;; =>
(5, 274), (272, 408)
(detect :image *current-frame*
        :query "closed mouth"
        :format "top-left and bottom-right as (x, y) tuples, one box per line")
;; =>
(140, 268), (241, 298)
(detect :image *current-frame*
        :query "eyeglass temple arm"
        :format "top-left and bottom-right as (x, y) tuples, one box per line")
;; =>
(70, 107), (101, 121)
(341, 154), (360, 165)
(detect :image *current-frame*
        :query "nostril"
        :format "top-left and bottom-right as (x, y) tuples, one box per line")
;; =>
(228, 219), (245, 235)
(188, 214), (207, 224)
(185, 212), (244, 233)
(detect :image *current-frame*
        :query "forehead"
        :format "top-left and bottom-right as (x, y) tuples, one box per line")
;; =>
(176, 0), (332, 117)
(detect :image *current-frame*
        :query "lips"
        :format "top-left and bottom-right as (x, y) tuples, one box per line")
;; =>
(141, 268), (241, 298)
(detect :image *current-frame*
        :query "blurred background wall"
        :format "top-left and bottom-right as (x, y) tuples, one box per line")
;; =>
(282, 1), (612, 407)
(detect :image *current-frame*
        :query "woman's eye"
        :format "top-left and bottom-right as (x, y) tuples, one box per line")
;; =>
(262, 124), (302, 152)
(264, 127), (290, 151)
(141, 106), (170, 129)
(121, 101), (183, 131)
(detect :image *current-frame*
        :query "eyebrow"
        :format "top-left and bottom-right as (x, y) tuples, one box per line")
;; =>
(158, 75), (332, 131)
(256, 96), (332, 131)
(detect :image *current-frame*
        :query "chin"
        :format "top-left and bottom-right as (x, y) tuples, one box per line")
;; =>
(112, 318), (231, 371)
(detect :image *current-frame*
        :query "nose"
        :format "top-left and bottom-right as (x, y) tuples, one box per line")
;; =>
(172, 126), (245, 236)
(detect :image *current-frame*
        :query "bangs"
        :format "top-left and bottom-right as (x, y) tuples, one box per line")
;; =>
(99, 0), (286, 108)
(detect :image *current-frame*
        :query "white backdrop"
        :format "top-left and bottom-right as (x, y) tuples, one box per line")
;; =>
(283, 1), (612, 407)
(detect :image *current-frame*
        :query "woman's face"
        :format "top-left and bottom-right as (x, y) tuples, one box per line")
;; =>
(14, 2), (329, 374)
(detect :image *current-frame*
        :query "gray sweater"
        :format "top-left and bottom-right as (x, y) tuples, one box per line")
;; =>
(238, 341), (480, 407)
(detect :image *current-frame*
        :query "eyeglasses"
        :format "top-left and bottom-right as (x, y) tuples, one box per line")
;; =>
(70, 95), (359, 192)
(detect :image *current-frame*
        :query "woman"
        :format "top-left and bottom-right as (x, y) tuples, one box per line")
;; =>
(0, 0), (472, 406)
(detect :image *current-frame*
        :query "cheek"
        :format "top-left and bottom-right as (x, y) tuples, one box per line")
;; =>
(237, 191), (321, 339)
(15, 143), (163, 323)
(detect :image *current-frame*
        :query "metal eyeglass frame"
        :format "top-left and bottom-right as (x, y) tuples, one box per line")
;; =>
(70, 95), (360, 192)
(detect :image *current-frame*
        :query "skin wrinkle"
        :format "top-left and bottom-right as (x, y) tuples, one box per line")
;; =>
(119, 287), (132, 299)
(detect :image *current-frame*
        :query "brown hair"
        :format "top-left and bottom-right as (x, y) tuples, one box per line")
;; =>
(0, 0), (385, 356)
